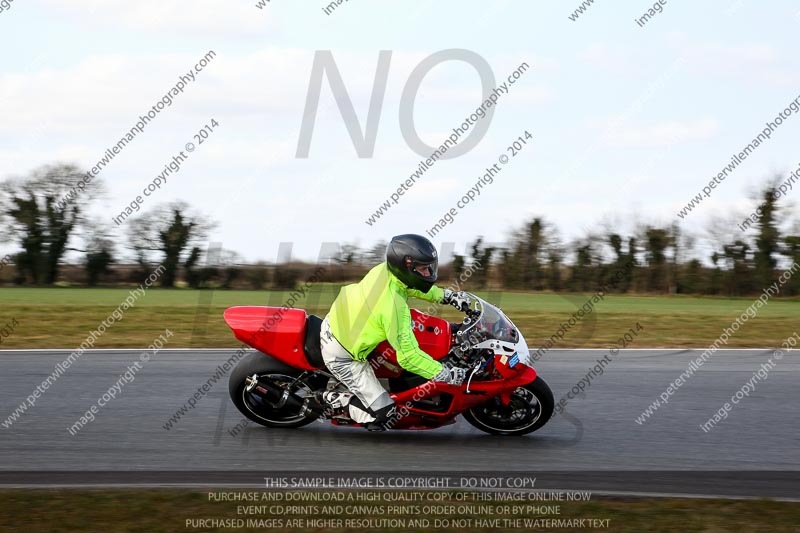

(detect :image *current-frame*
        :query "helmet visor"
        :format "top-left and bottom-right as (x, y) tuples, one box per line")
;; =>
(410, 260), (438, 282)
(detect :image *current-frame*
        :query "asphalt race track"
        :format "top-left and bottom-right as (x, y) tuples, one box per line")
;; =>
(1, 349), (798, 498)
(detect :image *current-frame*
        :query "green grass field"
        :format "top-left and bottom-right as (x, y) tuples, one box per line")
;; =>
(1, 286), (798, 349)
(0, 490), (798, 532)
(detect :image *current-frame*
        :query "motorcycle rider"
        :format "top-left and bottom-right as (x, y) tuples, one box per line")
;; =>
(320, 234), (471, 431)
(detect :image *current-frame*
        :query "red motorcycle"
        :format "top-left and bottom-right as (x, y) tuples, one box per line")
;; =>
(225, 293), (553, 436)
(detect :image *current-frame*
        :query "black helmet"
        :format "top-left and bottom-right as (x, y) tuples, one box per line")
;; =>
(386, 234), (439, 292)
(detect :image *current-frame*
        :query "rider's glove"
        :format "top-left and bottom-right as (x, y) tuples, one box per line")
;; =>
(442, 289), (471, 312)
(432, 364), (467, 386)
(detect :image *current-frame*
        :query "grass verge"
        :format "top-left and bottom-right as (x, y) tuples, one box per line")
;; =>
(0, 489), (797, 532)
(1, 287), (799, 349)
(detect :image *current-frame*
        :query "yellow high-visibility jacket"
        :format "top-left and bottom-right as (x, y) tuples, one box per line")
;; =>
(328, 262), (444, 379)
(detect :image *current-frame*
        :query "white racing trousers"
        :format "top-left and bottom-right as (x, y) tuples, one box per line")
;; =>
(320, 315), (394, 424)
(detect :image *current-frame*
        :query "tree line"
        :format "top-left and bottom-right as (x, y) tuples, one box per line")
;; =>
(1, 163), (799, 296)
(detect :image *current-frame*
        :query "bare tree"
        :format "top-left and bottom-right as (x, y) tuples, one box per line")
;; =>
(0, 163), (103, 284)
(125, 201), (215, 287)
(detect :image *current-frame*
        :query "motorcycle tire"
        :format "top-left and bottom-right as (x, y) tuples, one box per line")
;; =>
(228, 352), (320, 429)
(462, 376), (554, 436)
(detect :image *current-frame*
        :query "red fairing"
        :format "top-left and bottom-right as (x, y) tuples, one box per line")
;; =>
(370, 309), (452, 378)
(223, 306), (316, 370)
(386, 360), (536, 430)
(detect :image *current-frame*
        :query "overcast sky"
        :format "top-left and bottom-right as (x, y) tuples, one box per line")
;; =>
(2, 1), (799, 263)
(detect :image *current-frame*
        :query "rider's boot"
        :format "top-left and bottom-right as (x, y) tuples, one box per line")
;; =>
(364, 403), (398, 432)
(322, 390), (352, 417)
(324, 392), (397, 431)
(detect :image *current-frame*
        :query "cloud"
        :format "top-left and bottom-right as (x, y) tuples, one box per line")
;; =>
(0, 48), (312, 134)
(578, 44), (637, 72)
(687, 43), (777, 70)
(679, 41), (800, 87)
(603, 118), (718, 148)
(412, 177), (460, 196)
(43, 0), (271, 35)
(511, 86), (554, 105)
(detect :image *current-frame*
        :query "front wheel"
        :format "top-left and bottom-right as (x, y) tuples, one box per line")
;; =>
(463, 377), (554, 436)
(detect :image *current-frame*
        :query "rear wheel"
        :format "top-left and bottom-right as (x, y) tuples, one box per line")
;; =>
(463, 377), (554, 436)
(228, 353), (320, 428)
